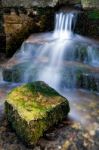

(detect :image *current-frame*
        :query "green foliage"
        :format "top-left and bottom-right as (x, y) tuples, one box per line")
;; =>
(87, 10), (99, 20)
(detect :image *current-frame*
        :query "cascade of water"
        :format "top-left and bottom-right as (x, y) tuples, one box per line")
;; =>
(87, 46), (99, 67)
(53, 12), (77, 39)
(22, 12), (77, 88)
(37, 12), (77, 88)
(38, 40), (70, 89)
(0, 68), (3, 82)
(2, 11), (99, 92)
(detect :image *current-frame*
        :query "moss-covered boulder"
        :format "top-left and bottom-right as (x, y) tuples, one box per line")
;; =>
(5, 81), (70, 146)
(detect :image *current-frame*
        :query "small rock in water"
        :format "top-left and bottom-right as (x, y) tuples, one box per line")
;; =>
(61, 140), (70, 150)
(58, 145), (62, 149)
(89, 130), (95, 136)
(44, 132), (57, 141)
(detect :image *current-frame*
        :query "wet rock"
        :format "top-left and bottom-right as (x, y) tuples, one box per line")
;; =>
(2, 7), (54, 57)
(44, 132), (57, 141)
(3, 59), (99, 92)
(5, 81), (70, 146)
(3, 61), (43, 82)
(4, 13), (39, 57)
(6, 144), (21, 150)
(61, 67), (99, 92)
(61, 140), (71, 150)
(94, 130), (99, 140)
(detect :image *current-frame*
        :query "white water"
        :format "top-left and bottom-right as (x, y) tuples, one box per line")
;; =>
(87, 46), (99, 67)
(22, 12), (77, 89)
(53, 12), (76, 39)
(0, 68), (3, 82)
(38, 40), (69, 89)
(2, 12), (99, 92)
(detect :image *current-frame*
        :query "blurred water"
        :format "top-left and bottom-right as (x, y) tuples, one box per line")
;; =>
(2, 12), (99, 92)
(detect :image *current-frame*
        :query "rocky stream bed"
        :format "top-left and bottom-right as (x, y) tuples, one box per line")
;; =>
(0, 64), (99, 150)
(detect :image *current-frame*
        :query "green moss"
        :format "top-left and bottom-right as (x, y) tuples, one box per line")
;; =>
(87, 10), (99, 20)
(5, 81), (70, 146)
(7, 81), (64, 121)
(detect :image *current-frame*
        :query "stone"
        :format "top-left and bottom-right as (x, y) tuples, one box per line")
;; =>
(4, 13), (39, 57)
(2, 0), (80, 8)
(3, 61), (42, 82)
(3, 7), (54, 57)
(81, 0), (99, 9)
(5, 81), (70, 146)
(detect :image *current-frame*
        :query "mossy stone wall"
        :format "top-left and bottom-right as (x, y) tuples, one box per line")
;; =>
(2, 7), (54, 57)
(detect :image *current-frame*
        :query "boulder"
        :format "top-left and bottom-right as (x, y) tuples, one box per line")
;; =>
(5, 81), (70, 146)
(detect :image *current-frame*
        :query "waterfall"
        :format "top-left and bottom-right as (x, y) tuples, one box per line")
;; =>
(37, 12), (77, 89)
(53, 12), (77, 39)
(87, 46), (99, 67)
(3, 11), (99, 92)
(0, 68), (3, 82)
(19, 11), (77, 89)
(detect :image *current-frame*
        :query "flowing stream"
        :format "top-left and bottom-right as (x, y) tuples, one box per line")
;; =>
(2, 12), (99, 92)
